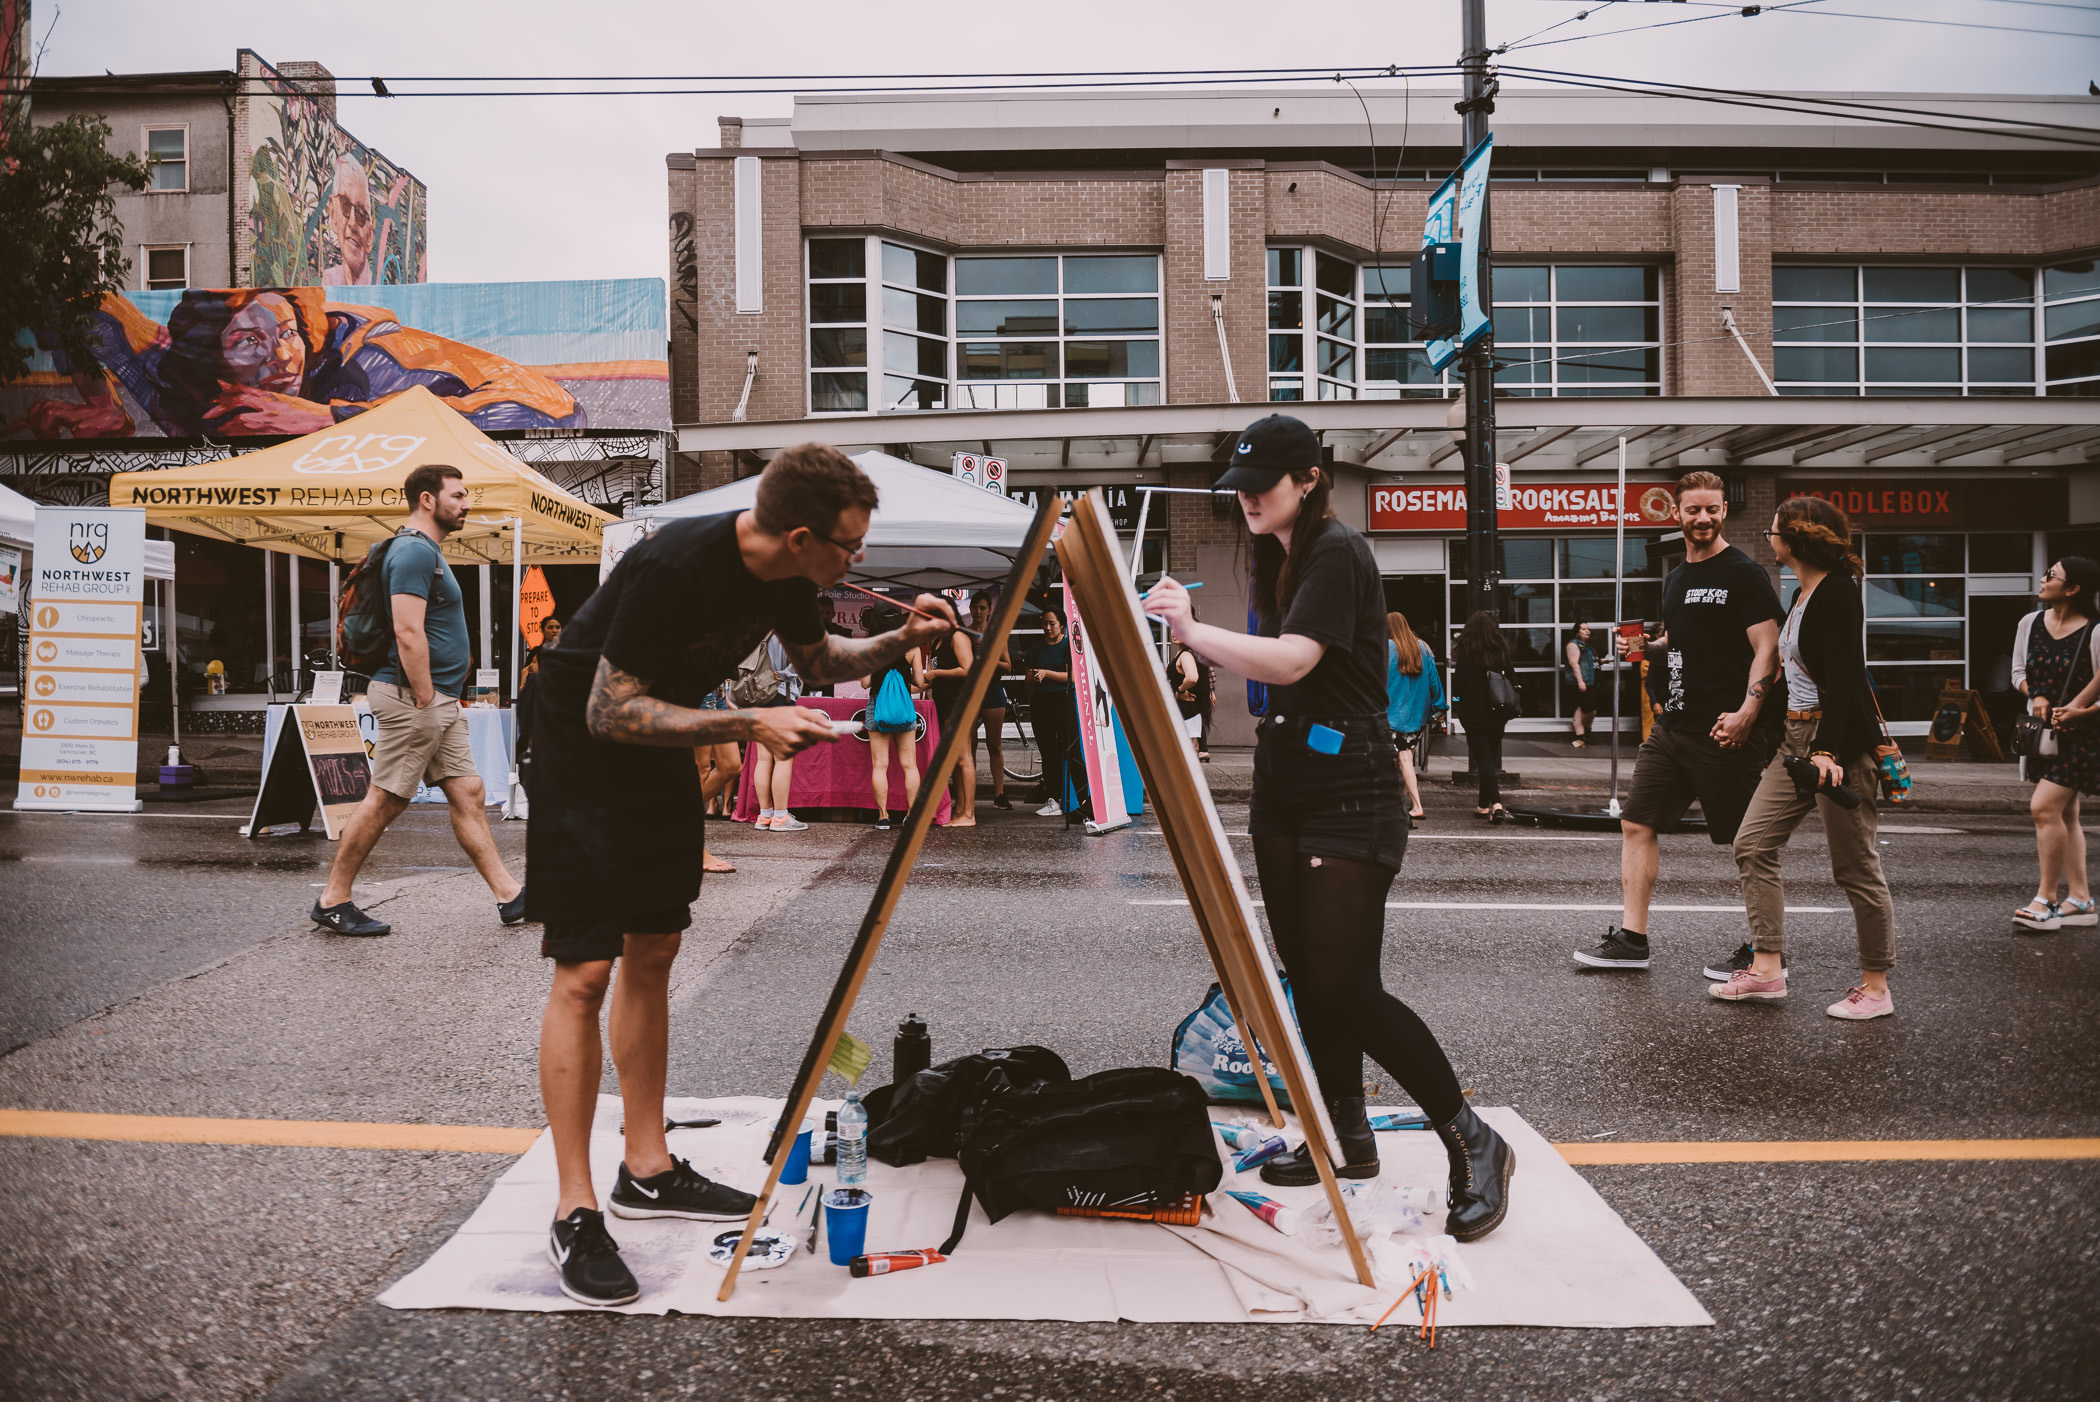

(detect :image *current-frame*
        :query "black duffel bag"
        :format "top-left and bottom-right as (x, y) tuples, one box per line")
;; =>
(939, 1067), (1223, 1253)
(865, 1046), (1070, 1167)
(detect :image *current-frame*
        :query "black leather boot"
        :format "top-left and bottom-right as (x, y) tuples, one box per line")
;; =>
(1260, 1096), (1380, 1187)
(1438, 1101), (1515, 1242)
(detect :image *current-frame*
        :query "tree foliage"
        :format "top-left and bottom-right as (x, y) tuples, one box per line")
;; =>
(0, 108), (150, 383)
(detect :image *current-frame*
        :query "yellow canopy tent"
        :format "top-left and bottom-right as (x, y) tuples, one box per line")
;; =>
(109, 385), (619, 736)
(108, 384), (615, 566)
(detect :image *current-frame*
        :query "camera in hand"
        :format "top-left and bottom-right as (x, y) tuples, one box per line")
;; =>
(1782, 755), (1860, 809)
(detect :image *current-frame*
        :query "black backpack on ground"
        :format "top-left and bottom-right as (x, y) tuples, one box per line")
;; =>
(865, 1046), (1070, 1167)
(939, 1067), (1223, 1253)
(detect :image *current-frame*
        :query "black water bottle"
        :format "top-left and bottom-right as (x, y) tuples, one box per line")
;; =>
(894, 1013), (931, 1080)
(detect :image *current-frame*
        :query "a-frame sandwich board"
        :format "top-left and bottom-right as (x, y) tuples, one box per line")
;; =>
(1056, 490), (1373, 1289)
(717, 494), (1061, 1301)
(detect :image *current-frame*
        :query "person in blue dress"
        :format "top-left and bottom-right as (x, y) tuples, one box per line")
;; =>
(1384, 611), (1444, 821)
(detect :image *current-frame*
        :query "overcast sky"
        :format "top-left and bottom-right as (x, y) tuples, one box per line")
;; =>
(36, 0), (2100, 287)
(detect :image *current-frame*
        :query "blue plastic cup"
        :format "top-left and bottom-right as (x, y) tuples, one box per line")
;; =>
(823, 1187), (872, 1266)
(780, 1126), (813, 1186)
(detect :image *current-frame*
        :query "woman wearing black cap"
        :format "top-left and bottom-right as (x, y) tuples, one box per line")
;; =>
(1144, 413), (1514, 1242)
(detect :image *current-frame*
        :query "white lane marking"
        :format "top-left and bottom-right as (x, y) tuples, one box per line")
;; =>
(1130, 899), (1842, 912)
(0, 811), (249, 820)
(1130, 830), (1619, 842)
(1874, 825), (1968, 835)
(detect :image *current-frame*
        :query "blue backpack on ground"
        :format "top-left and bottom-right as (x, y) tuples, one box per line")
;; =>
(1170, 979), (1298, 1108)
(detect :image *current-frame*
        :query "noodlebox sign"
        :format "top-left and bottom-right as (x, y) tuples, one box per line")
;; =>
(1368, 481), (1678, 532)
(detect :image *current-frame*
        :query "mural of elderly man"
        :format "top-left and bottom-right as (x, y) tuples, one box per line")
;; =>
(16, 289), (588, 439)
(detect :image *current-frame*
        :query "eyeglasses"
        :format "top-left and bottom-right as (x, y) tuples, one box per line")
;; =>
(2045, 570), (2066, 582)
(806, 527), (867, 561)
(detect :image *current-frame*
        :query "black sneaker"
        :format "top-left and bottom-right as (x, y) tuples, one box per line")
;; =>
(549, 1207), (639, 1307)
(992, 794), (1013, 810)
(310, 899), (390, 937)
(1702, 942), (1788, 982)
(1573, 926), (1650, 969)
(498, 887), (528, 925)
(607, 1156), (757, 1222)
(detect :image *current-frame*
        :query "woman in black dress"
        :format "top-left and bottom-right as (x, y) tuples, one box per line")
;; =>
(926, 626), (978, 826)
(1453, 612), (1516, 823)
(2013, 555), (2100, 930)
(1143, 414), (1513, 1242)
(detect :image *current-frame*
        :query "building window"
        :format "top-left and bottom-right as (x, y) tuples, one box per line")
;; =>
(1774, 266), (2040, 396)
(806, 237), (869, 413)
(143, 245), (188, 291)
(2043, 260), (2100, 397)
(144, 126), (187, 192)
(1448, 534), (1665, 721)
(954, 253), (1160, 409)
(1271, 251), (1659, 400)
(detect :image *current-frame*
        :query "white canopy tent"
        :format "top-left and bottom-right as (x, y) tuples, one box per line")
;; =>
(0, 483), (174, 580)
(635, 451), (1040, 590)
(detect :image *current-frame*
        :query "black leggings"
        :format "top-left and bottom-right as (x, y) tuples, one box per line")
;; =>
(1034, 698), (1071, 805)
(1253, 836), (1463, 1124)
(1469, 716), (1508, 808)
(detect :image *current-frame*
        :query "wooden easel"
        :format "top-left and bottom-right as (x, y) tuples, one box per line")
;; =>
(1056, 491), (1373, 1290)
(1923, 682), (2005, 762)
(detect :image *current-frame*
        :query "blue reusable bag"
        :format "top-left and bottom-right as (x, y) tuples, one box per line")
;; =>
(1169, 980), (1298, 1108)
(870, 668), (918, 732)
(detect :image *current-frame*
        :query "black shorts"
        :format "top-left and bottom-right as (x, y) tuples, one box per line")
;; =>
(1250, 715), (1408, 871)
(1621, 725), (1765, 845)
(541, 906), (692, 963)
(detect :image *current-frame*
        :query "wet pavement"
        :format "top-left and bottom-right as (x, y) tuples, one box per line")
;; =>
(1, 782), (2096, 1401)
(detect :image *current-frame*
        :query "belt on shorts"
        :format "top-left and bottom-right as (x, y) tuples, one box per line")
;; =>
(1786, 708), (1823, 720)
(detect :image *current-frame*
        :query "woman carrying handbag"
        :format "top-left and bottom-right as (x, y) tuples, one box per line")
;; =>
(2010, 556), (2100, 931)
(1453, 611), (1520, 823)
(1716, 497), (1899, 1019)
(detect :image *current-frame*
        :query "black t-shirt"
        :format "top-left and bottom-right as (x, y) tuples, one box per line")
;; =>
(1259, 516), (1388, 718)
(1656, 545), (1783, 733)
(536, 512), (823, 780)
(1032, 638), (1071, 697)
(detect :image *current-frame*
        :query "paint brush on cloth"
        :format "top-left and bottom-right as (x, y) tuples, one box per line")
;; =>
(837, 580), (982, 641)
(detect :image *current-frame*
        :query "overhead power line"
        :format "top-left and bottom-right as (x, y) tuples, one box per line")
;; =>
(1500, 0), (1834, 54)
(1779, 7), (2100, 39)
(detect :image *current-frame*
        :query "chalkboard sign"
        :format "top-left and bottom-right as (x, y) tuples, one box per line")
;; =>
(1922, 683), (2004, 763)
(245, 705), (372, 839)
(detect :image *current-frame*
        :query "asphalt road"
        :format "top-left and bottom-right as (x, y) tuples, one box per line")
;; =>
(2, 784), (2096, 1401)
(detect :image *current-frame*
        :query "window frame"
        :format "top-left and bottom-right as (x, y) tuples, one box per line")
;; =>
(2043, 260), (2100, 398)
(952, 251), (1163, 411)
(142, 123), (189, 194)
(1772, 264), (2043, 397)
(141, 243), (189, 291)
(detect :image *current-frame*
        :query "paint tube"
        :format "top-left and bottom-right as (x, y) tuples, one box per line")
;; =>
(1225, 1189), (1302, 1235)
(1231, 1135), (1289, 1173)
(848, 1248), (947, 1278)
(1210, 1120), (1266, 1152)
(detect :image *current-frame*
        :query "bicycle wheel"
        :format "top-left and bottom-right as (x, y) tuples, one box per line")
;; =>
(1003, 703), (1042, 785)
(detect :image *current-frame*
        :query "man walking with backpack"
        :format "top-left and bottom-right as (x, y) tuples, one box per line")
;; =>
(310, 464), (525, 937)
(1572, 470), (1782, 973)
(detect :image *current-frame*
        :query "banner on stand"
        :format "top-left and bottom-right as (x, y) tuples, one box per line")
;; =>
(16, 507), (145, 812)
(1062, 582), (1130, 835)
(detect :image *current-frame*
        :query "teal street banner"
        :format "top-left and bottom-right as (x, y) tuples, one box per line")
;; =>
(1424, 135), (1495, 373)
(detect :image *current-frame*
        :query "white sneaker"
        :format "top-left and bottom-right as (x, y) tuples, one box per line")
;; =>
(1036, 800), (1063, 817)
(769, 814), (809, 832)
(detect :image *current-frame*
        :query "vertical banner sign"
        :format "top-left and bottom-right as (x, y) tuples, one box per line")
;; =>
(518, 565), (554, 649)
(1061, 582), (1130, 835)
(0, 546), (20, 614)
(17, 507), (146, 812)
(1422, 134), (1495, 373)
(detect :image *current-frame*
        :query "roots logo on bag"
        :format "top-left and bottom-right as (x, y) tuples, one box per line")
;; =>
(68, 521), (108, 563)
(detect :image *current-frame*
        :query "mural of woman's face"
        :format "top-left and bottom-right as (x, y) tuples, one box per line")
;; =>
(220, 296), (306, 393)
(329, 161), (376, 281)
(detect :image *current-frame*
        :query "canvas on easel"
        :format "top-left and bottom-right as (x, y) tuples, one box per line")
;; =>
(1054, 489), (1373, 1290)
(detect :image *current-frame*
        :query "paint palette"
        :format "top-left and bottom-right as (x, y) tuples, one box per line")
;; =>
(708, 1227), (796, 1271)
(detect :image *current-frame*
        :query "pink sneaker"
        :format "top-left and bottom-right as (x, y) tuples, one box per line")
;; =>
(1709, 966), (1788, 1001)
(1826, 984), (1894, 1020)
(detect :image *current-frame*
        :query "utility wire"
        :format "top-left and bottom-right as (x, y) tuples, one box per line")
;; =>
(1778, 7), (2100, 39)
(1500, 0), (1832, 54)
(1497, 0), (1629, 53)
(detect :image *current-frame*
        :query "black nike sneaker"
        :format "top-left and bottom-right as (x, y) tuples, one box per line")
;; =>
(1573, 926), (1650, 970)
(1703, 942), (1788, 982)
(498, 887), (528, 926)
(607, 1156), (757, 1222)
(549, 1207), (639, 1307)
(310, 899), (390, 937)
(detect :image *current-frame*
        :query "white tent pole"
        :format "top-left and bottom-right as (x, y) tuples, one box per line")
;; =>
(288, 554), (302, 697)
(167, 566), (181, 758)
(262, 550), (277, 704)
(327, 558), (341, 670)
(477, 563), (493, 679)
(509, 518), (524, 710)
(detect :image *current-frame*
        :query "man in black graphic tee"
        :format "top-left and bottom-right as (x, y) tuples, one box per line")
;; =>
(1573, 471), (1782, 974)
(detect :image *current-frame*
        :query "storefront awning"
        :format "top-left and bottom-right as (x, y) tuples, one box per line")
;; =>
(677, 396), (2100, 477)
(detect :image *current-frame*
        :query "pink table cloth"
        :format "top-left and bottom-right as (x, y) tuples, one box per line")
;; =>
(731, 694), (952, 825)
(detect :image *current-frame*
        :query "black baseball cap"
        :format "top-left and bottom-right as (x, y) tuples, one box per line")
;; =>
(1216, 413), (1320, 493)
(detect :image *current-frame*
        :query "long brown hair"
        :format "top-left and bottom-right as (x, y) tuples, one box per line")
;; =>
(1249, 465), (1335, 619)
(1773, 495), (1863, 579)
(1454, 610), (1509, 671)
(1387, 611), (1423, 676)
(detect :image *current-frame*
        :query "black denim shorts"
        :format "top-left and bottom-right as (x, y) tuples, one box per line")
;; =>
(1621, 724), (1766, 845)
(1249, 714), (1408, 872)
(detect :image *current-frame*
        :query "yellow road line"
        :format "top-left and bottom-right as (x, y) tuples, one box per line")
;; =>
(0, 1109), (538, 1154)
(1, 1109), (2096, 1166)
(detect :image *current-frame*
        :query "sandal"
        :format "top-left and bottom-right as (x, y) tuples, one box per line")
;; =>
(2061, 897), (2098, 927)
(702, 851), (736, 874)
(2013, 898), (2061, 931)
(1489, 804), (1510, 825)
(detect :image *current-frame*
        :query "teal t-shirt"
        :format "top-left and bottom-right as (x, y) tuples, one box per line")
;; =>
(371, 529), (472, 695)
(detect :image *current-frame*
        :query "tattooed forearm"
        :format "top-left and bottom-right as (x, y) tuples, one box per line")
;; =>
(784, 631), (918, 686)
(585, 658), (755, 746)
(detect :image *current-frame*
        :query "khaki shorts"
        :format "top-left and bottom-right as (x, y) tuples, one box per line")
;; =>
(366, 682), (478, 799)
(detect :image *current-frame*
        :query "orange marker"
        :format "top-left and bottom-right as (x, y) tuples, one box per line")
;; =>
(848, 1247), (947, 1278)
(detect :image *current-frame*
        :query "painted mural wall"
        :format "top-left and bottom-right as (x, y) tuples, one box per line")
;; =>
(2, 279), (670, 439)
(244, 54), (427, 288)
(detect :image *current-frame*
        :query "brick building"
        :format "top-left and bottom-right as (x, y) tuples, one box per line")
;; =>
(666, 88), (2100, 741)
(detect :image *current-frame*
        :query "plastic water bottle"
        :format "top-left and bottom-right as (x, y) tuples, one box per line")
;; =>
(835, 1090), (868, 1186)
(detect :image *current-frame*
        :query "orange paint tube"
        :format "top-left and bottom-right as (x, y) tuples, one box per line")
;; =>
(848, 1248), (948, 1278)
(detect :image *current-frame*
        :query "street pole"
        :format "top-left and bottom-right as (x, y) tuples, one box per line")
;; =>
(1460, 0), (1498, 622)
